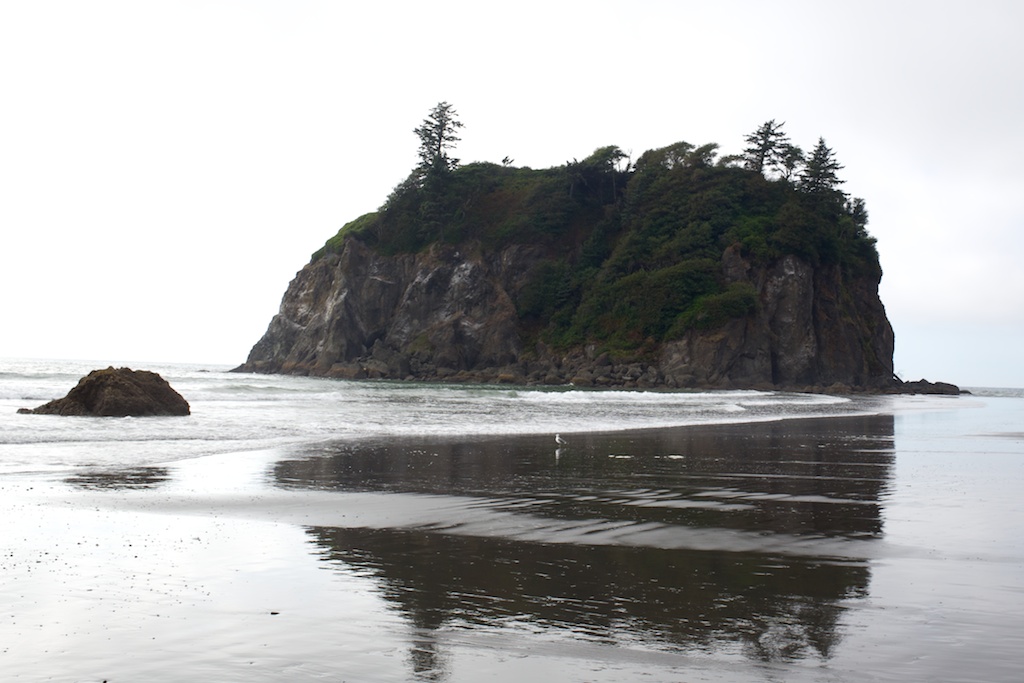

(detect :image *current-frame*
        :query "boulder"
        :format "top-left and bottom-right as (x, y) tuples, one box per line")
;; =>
(19, 367), (190, 416)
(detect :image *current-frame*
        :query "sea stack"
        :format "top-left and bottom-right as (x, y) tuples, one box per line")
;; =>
(19, 367), (191, 417)
(235, 116), (920, 392)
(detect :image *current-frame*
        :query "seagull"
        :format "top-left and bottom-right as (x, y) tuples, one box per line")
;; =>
(555, 433), (567, 446)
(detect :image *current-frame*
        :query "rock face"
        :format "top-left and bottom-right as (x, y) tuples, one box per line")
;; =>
(239, 240), (532, 380)
(658, 249), (894, 390)
(236, 237), (897, 391)
(19, 367), (190, 416)
(894, 378), (962, 395)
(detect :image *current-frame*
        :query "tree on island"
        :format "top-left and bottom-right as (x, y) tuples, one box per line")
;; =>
(566, 145), (629, 201)
(742, 119), (791, 176)
(359, 107), (872, 262)
(799, 137), (845, 196)
(402, 102), (466, 241)
(414, 101), (464, 182)
(778, 143), (805, 181)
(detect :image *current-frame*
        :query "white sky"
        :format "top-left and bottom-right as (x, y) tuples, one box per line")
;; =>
(2, 0), (1022, 388)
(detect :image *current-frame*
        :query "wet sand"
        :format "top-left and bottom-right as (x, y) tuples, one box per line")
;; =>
(3, 401), (1024, 681)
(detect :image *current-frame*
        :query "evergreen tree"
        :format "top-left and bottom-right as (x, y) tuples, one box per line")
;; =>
(778, 143), (804, 182)
(409, 102), (465, 240)
(846, 196), (869, 232)
(742, 120), (790, 176)
(799, 137), (845, 195)
(414, 101), (464, 182)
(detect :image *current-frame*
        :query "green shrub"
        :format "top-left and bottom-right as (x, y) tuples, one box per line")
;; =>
(306, 134), (881, 356)
(311, 212), (380, 260)
(671, 281), (759, 335)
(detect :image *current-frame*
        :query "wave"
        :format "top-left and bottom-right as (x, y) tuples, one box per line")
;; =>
(0, 358), (899, 474)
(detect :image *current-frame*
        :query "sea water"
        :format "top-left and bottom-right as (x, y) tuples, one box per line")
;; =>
(0, 357), (870, 474)
(2, 357), (1022, 682)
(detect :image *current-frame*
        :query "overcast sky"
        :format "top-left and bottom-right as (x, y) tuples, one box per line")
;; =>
(2, 0), (1022, 387)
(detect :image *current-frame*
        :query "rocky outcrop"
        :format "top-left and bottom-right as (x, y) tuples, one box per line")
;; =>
(658, 249), (894, 390)
(892, 378), (963, 395)
(238, 239), (534, 380)
(236, 237), (900, 391)
(19, 367), (190, 416)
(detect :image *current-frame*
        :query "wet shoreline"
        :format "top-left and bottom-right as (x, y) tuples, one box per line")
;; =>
(4, 403), (1023, 681)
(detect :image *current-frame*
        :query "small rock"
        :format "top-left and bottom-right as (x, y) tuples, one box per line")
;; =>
(19, 367), (190, 417)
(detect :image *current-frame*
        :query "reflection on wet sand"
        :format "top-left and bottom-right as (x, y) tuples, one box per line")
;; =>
(65, 465), (170, 490)
(277, 415), (895, 671)
(310, 525), (861, 667)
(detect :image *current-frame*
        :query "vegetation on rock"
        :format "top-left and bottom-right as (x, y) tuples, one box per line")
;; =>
(312, 107), (880, 358)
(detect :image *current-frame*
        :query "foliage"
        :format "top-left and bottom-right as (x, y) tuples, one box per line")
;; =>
(800, 137), (845, 196)
(517, 260), (574, 321)
(566, 145), (630, 203)
(414, 101), (464, 181)
(670, 281), (759, 334)
(310, 114), (881, 356)
(778, 143), (805, 181)
(742, 119), (791, 176)
(311, 212), (380, 260)
(569, 259), (721, 349)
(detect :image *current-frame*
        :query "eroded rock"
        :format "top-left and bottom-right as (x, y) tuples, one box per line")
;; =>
(234, 236), (903, 391)
(19, 367), (190, 417)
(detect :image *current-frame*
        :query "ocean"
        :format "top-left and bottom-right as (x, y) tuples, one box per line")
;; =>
(1, 358), (1022, 681)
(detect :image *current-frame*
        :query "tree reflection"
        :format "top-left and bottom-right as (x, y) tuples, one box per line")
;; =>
(309, 524), (864, 663)
(287, 415), (894, 672)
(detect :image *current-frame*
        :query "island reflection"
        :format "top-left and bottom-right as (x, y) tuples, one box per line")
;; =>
(278, 415), (894, 669)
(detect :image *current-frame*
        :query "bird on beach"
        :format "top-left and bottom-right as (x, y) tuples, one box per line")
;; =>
(555, 433), (566, 446)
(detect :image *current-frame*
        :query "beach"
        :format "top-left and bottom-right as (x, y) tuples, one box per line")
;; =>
(2, 363), (1023, 681)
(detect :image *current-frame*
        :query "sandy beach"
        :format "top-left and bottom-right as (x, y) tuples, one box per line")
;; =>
(3, 393), (1023, 682)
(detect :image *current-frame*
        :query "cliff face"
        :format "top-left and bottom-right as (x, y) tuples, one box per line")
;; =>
(237, 139), (908, 390)
(241, 239), (536, 380)
(237, 237), (894, 390)
(659, 248), (893, 389)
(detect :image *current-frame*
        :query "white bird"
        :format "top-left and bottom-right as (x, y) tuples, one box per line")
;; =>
(555, 433), (567, 446)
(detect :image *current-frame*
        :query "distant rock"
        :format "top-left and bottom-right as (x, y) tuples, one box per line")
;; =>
(18, 367), (190, 416)
(892, 378), (963, 395)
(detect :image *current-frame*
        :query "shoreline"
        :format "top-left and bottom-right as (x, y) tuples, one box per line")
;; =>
(232, 362), (964, 395)
(3, 395), (1022, 682)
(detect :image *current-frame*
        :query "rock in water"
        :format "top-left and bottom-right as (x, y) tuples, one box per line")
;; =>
(894, 378), (963, 395)
(19, 367), (190, 416)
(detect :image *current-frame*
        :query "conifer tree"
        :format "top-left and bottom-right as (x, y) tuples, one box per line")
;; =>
(799, 137), (845, 195)
(778, 143), (804, 181)
(742, 120), (790, 176)
(414, 101), (464, 182)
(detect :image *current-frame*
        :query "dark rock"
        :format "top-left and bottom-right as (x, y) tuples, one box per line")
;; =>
(234, 236), (902, 392)
(20, 367), (190, 417)
(657, 254), (894, 390)
(893, 378), (962, 395)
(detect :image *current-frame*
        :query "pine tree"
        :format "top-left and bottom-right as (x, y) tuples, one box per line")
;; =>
(414, 102), (464, 182)
(742, 120), (790, 176)
(799, 137), (845, 195)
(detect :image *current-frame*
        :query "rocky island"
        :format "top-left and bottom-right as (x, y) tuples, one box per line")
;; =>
(237, 107), (952, 394)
